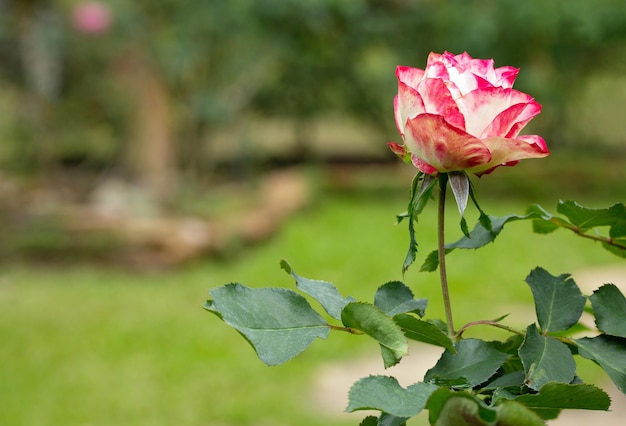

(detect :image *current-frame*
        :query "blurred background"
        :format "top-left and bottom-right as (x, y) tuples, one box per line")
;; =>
(1, 0), (626, 425)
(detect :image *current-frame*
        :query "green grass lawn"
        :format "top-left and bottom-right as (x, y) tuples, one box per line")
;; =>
(0, 187), (623, 426)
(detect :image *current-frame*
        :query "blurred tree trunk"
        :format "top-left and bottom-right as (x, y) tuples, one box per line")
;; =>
(116, 50), (176, 208)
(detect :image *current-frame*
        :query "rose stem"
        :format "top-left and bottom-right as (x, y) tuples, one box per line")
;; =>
(438, 174), (455, 337)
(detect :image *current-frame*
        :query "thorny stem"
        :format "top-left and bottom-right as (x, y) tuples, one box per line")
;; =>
(456, 320), (525, 339)
(329, 324), (363, 335)
(551, 219), (626, 251)
(438, 175), (455, 337)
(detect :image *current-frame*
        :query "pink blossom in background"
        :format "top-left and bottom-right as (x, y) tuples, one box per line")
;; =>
(72, 1), (112, 35)
(389, 51), (549, 176)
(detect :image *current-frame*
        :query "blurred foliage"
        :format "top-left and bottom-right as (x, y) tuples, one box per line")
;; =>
(0, 0), (625, 176)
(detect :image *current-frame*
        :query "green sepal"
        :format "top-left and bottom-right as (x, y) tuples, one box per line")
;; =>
(448, 171), (469, 218)
(401, 173), (436, 275)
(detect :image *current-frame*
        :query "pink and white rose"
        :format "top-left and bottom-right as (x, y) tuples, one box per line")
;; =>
(389, 51), (549, 176)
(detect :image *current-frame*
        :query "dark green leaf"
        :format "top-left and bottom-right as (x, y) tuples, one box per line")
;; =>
(427, 388), (496, 426)
(449, 171), (469, 217)
(280, 259), (354, 320)
(556, 200), (626, 231)
(482, 371), (526, 391)
(527, 204), (560, 234)
(394, 314), (455, 352)
(419, 249), (448, 273)
(608, 221), (626, 256)
(610, 220), (626, 238)
(424, 339), (509, 388)
(347, 375), (438, 417)
(590, 284), (626, 337)
(379, 413), (409, 426)
(374, 281), (427, 317)
(532, 219), (560, 234)
(207, 284), (329, 365)
(495, 401), (549, 425)
(576, 335), (626, 393)
(525, 267), (585, 333)
(518, 324), (576, 391)
(603, 222), (626, 257)
(342, 302), (408, 368)
(359, 416), (379, 426)
(420, 212), (541, 272)
(512, 382), (610, 419)
(602, 240), (626, 258)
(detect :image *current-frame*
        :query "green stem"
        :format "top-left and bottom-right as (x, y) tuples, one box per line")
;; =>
(550, 219), (626, 251)
(438, 174), (455, 337)
(456, 320), (525, 339)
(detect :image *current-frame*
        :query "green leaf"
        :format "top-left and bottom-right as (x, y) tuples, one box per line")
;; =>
(528, 204), (560, 234)
(374, 281), (427, 317)
(394, 314), (455, 352)
(556, 200), (626, 231)
(342, 302), (408, 368)
(494, 401), (549, 425)
(359, 416), (379, 426)
(482, 371), (526, 391)
(590, 284), (626, 337)
(606, 221), (626, 257)
(379, 413), (409, 426)
(448, 171), (469, 217)
(424, 339), (509, 388)
(402, 173), (437, 275)
(206, 284), (329, 366)
(525, 267), (585, 333)
(512, 382), (610, 419)
(346, 375), (438, 417)
(518, 324), (576, 391)
(427, 388), (497, 426)
(576, 335), (626, 393)
(420, 212), (540, 272)
(280, 259), (354, 320)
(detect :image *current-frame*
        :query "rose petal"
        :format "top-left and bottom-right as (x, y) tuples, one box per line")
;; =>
(395, 82), (426, 135)
(396, 66), (425, 89)
(416, 78), (465, 131)
(411, 154), (439, 175)
(468, 134), (550, 175)
(424, 52), (447, 78)
(459, 87), (535, 138)
(483, 101), (542, 138)
(495, 66), (519, 88)
(404, 114), (491, 173)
